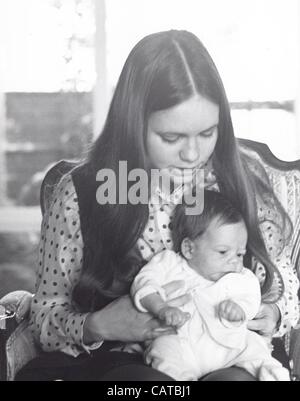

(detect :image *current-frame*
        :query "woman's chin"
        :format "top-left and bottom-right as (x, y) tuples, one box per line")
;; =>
(169, 169), (195, 185)
(151, 168), (195, 191)
(171, 174), (193, 186)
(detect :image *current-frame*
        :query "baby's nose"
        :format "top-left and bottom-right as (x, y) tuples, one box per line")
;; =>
(228, 259), (242, 273)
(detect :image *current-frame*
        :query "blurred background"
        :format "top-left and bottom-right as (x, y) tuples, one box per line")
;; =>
(0, 0), (299, 297)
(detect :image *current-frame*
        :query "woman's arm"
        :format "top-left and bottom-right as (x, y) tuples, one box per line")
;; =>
(271, 250), (299, 336)
(251, 217), (299, 337)
(83, 294), (178, 344)
(31, 177), (182, 353)
(30, 175), (102, 356)
(83, 278), (192, 344)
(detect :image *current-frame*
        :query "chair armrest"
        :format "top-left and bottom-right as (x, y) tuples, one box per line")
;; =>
(0, 291), (33, 323)
(6, 319), (41, 381)
(288, 327), (300, 380)
(0, 291), (41, 381)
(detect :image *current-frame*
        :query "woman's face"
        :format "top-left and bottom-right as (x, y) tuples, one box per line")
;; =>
(147, 95), (219, 186)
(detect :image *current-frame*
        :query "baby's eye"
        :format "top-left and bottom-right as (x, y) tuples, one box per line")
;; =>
(237, 252), (246, 258)
(218, 250), (227, 255)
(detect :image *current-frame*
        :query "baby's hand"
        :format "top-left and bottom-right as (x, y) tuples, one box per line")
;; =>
(218, 300), (246, 323)
(158, 306), (190, 328)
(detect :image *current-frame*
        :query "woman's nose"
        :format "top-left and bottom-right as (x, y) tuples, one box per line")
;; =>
(179, 137), (199, 163)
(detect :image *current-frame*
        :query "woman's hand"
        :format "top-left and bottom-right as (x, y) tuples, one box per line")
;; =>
(83, 280), (190, 345)
(83, 295), (174, 344)
(247, 303), (280, 339)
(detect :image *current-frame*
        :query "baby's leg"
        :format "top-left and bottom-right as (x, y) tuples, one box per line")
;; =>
(145, 335), (198, 381)
(234, 331), (290, 381)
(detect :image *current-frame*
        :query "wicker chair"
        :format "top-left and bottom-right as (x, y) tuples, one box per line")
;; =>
(1, 139), (300, 380)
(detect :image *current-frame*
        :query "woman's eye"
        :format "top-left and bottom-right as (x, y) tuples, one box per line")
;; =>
(199, 129), (214, 138)
(161, 135), (180, 143)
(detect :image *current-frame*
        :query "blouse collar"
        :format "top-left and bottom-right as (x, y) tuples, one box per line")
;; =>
(150, 160), (217, 210)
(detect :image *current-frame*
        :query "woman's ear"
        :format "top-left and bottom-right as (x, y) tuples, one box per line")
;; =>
(181, 238), (194, 260)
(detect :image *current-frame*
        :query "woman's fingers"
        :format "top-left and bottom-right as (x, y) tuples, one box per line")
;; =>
(146, 330), (174, 341)
(146, 319), (177, 340)
(247, 318), (265, 332)
(88, 295), (184, 343)
(247, 304), (279, 338)
(247, 316), (274, 338)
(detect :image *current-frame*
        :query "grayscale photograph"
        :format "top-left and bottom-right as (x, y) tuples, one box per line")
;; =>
(0, 0), (299, 385)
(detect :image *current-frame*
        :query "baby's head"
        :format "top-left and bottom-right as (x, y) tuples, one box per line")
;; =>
(172, 190), (248, 281)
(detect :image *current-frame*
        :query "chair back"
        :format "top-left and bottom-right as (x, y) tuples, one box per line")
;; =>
(40, 160), (78, 216)
(238, 138), (300, 273)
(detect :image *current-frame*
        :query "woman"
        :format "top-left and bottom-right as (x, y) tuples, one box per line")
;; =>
(17, 30), (299, 381)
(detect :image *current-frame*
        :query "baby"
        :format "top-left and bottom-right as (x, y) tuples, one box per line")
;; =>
(131, 190), (290, 381)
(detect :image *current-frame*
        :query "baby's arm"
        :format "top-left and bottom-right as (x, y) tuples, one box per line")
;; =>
(131, 251), (190, 328)
(141, 293), (190, 328)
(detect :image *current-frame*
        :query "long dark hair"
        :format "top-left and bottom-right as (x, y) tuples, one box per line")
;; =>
(73, 30), (290, 310)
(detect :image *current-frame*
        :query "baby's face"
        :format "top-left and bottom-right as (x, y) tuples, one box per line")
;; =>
(188, 218), (248, 281)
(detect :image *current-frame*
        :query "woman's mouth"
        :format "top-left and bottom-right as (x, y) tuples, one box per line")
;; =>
(169, 165), (204, 177)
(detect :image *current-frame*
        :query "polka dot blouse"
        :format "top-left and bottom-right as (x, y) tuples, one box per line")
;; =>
(29, 175), (101, 356)
(29, 173), (299, 357)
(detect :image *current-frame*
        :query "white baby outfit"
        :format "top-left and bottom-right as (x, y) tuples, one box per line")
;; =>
(131, 250), (289, 381)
